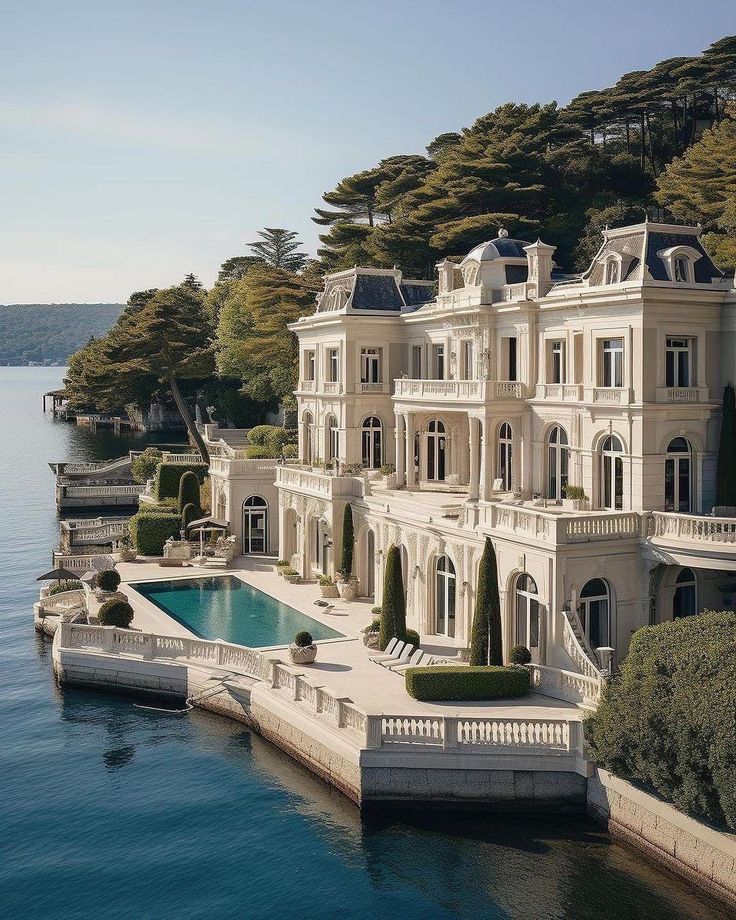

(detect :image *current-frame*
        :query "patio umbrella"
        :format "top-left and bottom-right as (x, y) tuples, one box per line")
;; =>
(79, 571), (97, 584)
(37, 567), (79, 585)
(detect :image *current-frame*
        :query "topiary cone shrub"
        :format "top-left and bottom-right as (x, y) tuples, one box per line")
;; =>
(716, 383), (736, 505)
(95, 569), (121, 592)
(509, 644), (532, 665)
(98, 598), (134, 628)
(469, 537), (503, 666)
(378, 544), (407, 650)
(585, 611), (736, 830)
(340, 503), (354, 577)
(178, 470), (201, 514)
(181, 502), (198, 534)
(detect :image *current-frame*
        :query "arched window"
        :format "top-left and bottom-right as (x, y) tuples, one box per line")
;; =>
(674, 256), (690, 283)
(498, 422), (513, 491)
(547, 425), (569, 500)
(435, 555), (456, 637)
(673, 568), (697, 619)
(242, 495), (268, 554)
(605, 258), (619, 285)
(579, 579), (610, 648)
(600, 435), (623, 510)
(515, 574), (539, 651)
(665, 437), (692, 513)
(361, 417), (382, 469)
(427, 419), (446, 481)
(302, 411), (313, 465)
(325, 414), (339, 462)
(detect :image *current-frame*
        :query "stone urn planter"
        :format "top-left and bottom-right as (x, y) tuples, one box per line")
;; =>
(319, 581), (339, 598)
(336, 576), (358, 601)
(274, 561), (290, 576)
(282, 570), (302, 585)
(118, 545), (137, 562)
(289, 643), (317, 664)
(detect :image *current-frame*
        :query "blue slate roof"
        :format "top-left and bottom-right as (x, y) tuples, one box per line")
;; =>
(351, 274), (405, 311)
(645, 232), (723, 282)
(400, 282), (435, 309)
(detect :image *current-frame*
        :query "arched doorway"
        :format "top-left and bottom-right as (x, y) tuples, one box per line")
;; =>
(302, 411), (314, 465)
(242, 495), (268, 554)
(673, 568), (697, 619)
(366, 530), (375, 599)
(600, 435), (623, 510)
(325, 414), (339, 463)
(361, 417), (382, 469)
(515, 573), (539, 653)
(435, 555), (456, 637)
(665, 437), (692, 512)
(427, 419), (446, 481)
(547, 425), (569, 500)
(312, 518), (331, 575)
(579, 578), (610, 648)
(498, 422), (513, 491)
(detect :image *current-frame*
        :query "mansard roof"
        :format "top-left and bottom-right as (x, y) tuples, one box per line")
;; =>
(461, 234), (532, 265)
(314, 267), (434, 314)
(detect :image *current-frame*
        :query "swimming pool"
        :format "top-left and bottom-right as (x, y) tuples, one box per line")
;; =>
(131, 575), (344, 648)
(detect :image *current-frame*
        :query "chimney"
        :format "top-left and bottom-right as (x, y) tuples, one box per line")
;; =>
(435, 259), (455, 295)
(523, 240), (556, 297)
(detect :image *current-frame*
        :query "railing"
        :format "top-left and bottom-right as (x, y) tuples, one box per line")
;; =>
(647, 512), (736, 545)
(534, 384), (583, 401)
(393, 378), (485, 401)
(275, 465), (363, 498)
(161, 452), (202, 464)
(52, 552), (114, 572)
(564, 512), (640, 541)
(562, 610), (603, 681)
(298, 380), (315, 391)
(370, 714), (575, 752)
(62, 484), (145, 498)
(504, 281), (537, 301)
(493, 381), (526, 400)
(527, 663), (604, 707)
(209, 456), (280, 476)
(486, 504), (557, 542)
(36, 589), (87, 616)
(655, 386), (708, 403)
(59, 455), (131, 475)
(481, 505), (642, 546)
(358, 382), (386, 393)
(63, 519), (130, 544)
(321, 381), (341, 395)
(584, 386), (631, 405)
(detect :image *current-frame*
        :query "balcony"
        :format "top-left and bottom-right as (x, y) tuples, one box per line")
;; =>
(275, 465), (364, 499)
(209, 456), (281, 477)
(534, 384), (583, 401)
(358, 381), (389, 394)
(584, 386), (632, 405)
(393, 379), (527, 404)
(655, 386), (710, 403)
(473, 502), (642, 547)
(645, 511), (736, 569)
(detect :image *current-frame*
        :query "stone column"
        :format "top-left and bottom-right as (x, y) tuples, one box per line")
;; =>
(406, 413), (416, 489)
(481, 419), (494, 501)
(468, 416), (480, 501)
(395, 412), (406, 488)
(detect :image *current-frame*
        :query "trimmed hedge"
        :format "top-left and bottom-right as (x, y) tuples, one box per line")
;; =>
(98, 598), (134, 628)
(181, 502), (198, 533)
(96, 569), (120, 591)
(585, 611), (736, 830)
(406, 628), (420, 647)
(154, 462), (208, 500)
(405, 666), (530, 702)
(244, 445), (272, 459)
(178, 470), (200, 512)
(130, 511), (182, 556)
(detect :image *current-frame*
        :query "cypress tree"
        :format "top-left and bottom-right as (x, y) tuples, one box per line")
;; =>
(340, 503), (354, 576)
(469, 537), (503, 666)
(178, 470), (201, 513)
(181, 502), (198, 534)
(716, 383), (736, 506)
(378, 545), (407, 651)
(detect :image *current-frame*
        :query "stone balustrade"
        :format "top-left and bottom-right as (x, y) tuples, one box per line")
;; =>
(562, 610), (604, 681)
(393, 378), (486, 401)
(655, 386), (709, 403)
(53, 551), (115, 572)
(584, 386), (632, 405)
(62, 484), (145, 498)
(161, 452), (203, 464)
(648, 511), (736, 544)
(534, 383), (583, 401)
(275, 465), (363, 498)
(480, 505), (640, 546)
(527, 663), (604, 708)
(209, 456), (280, 476)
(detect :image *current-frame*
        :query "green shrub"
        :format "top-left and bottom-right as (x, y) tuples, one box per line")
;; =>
(48, 580), (83, 596)
(371, 606), (382, 617)
(244, 445), (272, 459)
(405, 628), (420, 647)
(470, 537), (502, 666)
(177, 470), (201, 513)
(154, 462), (208, 500)
(405, 666), (530, 701)
(282, 567), (298, 576)
(138, 501), (178, 514)
(130, 511), (182, 556)
(275, 559), (290, 566)
(282, 444), (298, 459)
(379, 544), (407, 650)
(379, 463), (395, 476)
(248, 425), (291, 456)
(563, 484), (587, 500)
(131, 447), (163, 484)
(585, 611), (736, 830)
(318, 575), (334, 586)
(96, 569), (121, 591)
(340, 503), (354, 577)
(509, 644), (532, 665)
(294, 631), (313, 647)
(364, 617), (381, 634)
(98, 598), (134, 628)
(181, 502), (198, 533)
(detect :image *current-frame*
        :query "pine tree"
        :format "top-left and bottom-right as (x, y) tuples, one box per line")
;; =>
(340, 503), (354, 577)
(469, 538), (503, 666)
(182, 273), (203, 291)
(248, 228), (307, 272)
(717, 383), (736, 506)
(378, 545), (407, 651)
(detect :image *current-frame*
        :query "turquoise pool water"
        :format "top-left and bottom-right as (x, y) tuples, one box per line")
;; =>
(131, 574), (344, 647)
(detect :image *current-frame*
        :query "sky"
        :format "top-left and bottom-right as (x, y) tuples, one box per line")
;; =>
(1, 0), (733, 304)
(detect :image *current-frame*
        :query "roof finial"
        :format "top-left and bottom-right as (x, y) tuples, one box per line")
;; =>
(497, 227), (509, 239)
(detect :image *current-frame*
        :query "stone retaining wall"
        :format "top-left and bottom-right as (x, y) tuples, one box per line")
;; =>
(588, 768), (736, 908)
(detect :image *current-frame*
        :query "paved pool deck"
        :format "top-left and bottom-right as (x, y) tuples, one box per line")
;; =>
(112, 556), (583, 723)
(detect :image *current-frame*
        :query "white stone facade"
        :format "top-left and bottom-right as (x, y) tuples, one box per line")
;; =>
(215, 221), (736, 672)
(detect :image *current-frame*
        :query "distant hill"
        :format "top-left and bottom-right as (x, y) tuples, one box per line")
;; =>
(0, 303), (124, 365)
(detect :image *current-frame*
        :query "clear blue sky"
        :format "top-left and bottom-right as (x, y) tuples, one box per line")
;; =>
(1, 0), (733, 303)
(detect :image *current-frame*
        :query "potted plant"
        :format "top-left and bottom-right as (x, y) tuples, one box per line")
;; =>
(289, 630), (317, 664)
(274, 558), (290, 575)
(318, 574), (339, 598)
(361, 613), (381, 649)
(282, 566), (302, 584)
(562, 484), (588, 511)
(379, 463), (397, 488)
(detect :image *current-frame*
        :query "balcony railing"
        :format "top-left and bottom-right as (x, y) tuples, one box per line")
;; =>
(584, 386), (632, 405)
(647, 512), (736, 545)
(275, 465), (363, 498)
(655, 386), (709, 403)
(479, 504), (643, 546)
(534, 383), (583, 401)
(394, 378), (486, 401)
(209, 456), (281, 476)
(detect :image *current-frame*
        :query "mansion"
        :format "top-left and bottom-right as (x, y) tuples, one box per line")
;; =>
(207, 219), (736, 674)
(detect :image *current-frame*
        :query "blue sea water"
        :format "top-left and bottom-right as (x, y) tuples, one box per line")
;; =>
(131, 574), (343, 646)
(0, 368), (729, 920)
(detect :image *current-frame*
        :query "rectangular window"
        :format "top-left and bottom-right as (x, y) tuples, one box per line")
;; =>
(411, 345), (422, 378)
(360, 347), (381, 384)
(550, 340), (565, 384)
(601, 338), (624, 387)
(462, 340), (474, 379)
(507, 338), (518, 382)
(328, 348), (339, 382)
(665, 337), (693, 387)
(433, 344), (445, 379)
(305, 351), (316, 381)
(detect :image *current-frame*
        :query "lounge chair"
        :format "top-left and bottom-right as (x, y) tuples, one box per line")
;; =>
(387, 649), (424, 673)
(369, 639), (404, 664)
(380, 644), (416, 670)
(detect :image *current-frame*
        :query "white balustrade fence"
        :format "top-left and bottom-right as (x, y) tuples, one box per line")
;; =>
(527, 663), (604, 707)
(649, 512), (736, 544)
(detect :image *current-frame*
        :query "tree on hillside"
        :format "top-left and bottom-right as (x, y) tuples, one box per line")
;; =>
(217, 255), (264, 283)
(656, 112), (736, 270)
(248, 228), (307, 272)
(216, 263), (319, 405)
(182, 273), (204, 291)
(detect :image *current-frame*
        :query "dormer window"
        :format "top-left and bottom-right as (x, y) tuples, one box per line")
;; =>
(604, 257), (620, 285)
(657, 245), (700, 284)
(462, 262), (479, 287)
(674, 256), (690, 283)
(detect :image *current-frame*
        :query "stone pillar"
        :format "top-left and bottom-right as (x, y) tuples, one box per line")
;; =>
(406, 413), (416, 489)
(395, 413), (406, 488)
(468, 416), (480, 501)
(481, 419), (494, 501)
